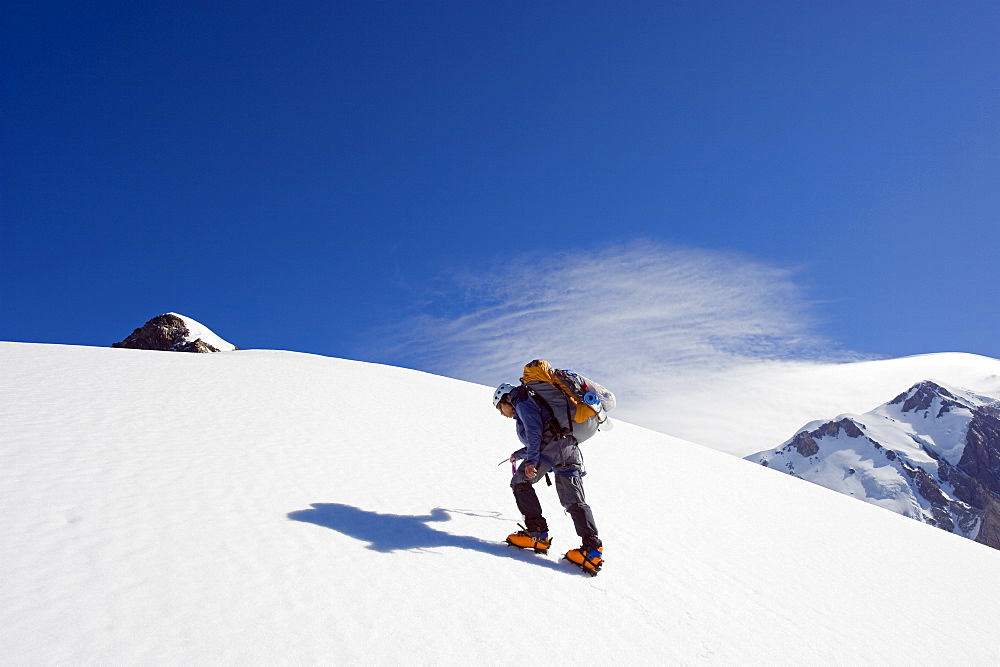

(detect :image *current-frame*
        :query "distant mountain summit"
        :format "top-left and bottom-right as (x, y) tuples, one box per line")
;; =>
(748, 380), (1000, 550)
(112, 313), (237, 353)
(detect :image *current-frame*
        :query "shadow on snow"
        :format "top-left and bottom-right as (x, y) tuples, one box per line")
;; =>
(287, 503), (571, 573)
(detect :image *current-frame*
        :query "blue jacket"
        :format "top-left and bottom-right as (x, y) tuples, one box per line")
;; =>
(508, 386), (557, 466)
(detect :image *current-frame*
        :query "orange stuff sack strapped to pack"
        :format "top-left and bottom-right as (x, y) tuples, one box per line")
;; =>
(519, 360), (616, 442)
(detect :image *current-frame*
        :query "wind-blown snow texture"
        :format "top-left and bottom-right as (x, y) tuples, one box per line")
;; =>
(2, 342), (999, 663)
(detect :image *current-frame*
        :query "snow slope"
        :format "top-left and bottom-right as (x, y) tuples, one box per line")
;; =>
(3, 342), (1000, 664)
(636, 353), (1000, 456)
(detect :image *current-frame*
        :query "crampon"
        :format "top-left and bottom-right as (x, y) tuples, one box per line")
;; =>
(505, 526), (552, 554)
(564, 546), (603, 576)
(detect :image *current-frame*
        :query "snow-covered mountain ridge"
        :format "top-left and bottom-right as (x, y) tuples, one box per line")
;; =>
(2, 342), (999, 663)
(748, 380), (1000, 549)
(644, 352), (1000, 456)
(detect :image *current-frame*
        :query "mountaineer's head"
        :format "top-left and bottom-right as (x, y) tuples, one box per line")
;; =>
(493, 383), (516, 418)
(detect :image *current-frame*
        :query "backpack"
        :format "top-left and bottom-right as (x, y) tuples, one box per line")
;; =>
(519, 360), (616, 443)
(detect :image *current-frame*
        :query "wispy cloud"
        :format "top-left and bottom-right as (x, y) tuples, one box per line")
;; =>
(385, 242), (832, 374)
(375, 241), (857, 446)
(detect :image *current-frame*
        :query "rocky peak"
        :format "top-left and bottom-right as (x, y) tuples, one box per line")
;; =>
(112, 313), (236, 353)
(786, 418), (865, 458)
(750, 379), (1000, 552)
(888, 380), (964, 416)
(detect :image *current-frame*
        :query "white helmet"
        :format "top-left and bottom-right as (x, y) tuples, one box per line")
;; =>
(492, 383), (516, 408)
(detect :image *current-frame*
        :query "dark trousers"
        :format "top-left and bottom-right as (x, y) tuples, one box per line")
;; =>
(511, 459), (601, 549)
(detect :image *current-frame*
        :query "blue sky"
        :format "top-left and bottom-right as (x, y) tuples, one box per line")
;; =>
(3, 1), (998, 383)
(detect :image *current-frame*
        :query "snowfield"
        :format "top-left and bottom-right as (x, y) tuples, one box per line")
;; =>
(2, 342), (999, 664)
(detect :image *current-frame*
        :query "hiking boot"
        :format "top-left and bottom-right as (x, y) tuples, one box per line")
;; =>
(564, 545), (603, 574)
(505, 530), (552, 553)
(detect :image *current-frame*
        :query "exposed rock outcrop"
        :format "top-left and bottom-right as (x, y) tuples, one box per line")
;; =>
(113, 313), (235, 353)
(977, 498), (1000, 550)
(786, 418), (865, 458)
(890, 380), (962, 416)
